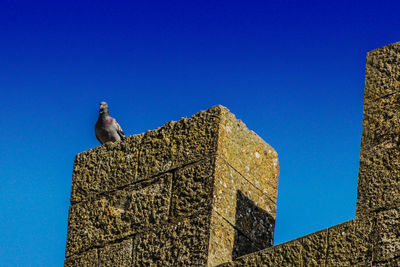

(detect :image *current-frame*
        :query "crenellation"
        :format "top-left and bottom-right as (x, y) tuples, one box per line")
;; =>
(66, 42), (400, 266)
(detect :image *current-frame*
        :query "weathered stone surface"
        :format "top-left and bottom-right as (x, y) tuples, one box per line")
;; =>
(361, 92), (400, 151)
(171, 158), (215, 219)
(299, 228), (328, 266)
(208, 211), (236, 266)
(213, 158), (276, 252)
(374, 209), (400, 262)
(71, 135), (142, 203)
(219, 239), (302, 267)
(357, 142), (400, 217)
(364, 43), (400, 101)
(217, 107), (279, 195)
(222, 216), (376, 267)
(64, 248), (98, 267)
(66, 105), (280, 265)
(214, 158), (276, 220)
(375, 257), (400, 267)
(99, 238), (133, 267)
(234, 190), (274, 254)
(133, 215), (210, 266)
(233, 231), (262, 259)
(326, 218), (374, 266)
(66, 174), (172, 257)
(137, 106), (221, 179)
(272, 241), (303, 266)
(326, 220), (355, 266)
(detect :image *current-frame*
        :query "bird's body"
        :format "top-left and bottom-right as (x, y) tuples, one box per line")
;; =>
(95, 102), (125, 144)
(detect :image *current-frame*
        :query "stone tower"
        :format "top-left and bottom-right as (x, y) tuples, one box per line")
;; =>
(65, 106), (279, 266)
(65, 42), (400, 266)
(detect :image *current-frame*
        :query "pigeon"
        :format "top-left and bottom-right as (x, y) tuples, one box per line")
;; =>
(95, 102), (126, 145)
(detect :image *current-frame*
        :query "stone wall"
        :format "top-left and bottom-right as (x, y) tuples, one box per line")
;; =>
(65, 105), (279, 266)
(65, 42), (400, 266)
(219, 42), (400, 266)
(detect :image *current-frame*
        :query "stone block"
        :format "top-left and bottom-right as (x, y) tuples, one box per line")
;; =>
(66, 105), (280, 265)
(133, 215), (210, 266)
(270, 240), (303, 266)
(360, 92), (400, 150)
(99, 238), (133, 267)
(64, 249), (98, 267)
(357, 142), (400, 217)
(217, 108), (279, 194)
(326, 218), (374, 266)
(299, 229), (328, 266)
(71, 135), (142, 203)
(213, 158), (276, 252)
(374, 209), (400, 262)
(234, 190), (274, 253)
(364, 43), (400, 101)
(233, 231), (262, 259)
(208, 211), (236, 266)
(170, 158), (215, 219)
(66, 173), (172, 257)
(137, 106), (221, 179)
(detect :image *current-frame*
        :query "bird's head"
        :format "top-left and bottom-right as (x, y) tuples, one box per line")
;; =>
(99, 101), (109, 115)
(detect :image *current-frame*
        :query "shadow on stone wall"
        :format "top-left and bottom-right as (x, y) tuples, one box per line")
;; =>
(233, 190), (275, 259)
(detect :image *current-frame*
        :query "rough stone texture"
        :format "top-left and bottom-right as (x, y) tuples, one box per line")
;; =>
(64, 248), (98, 267)
(357, 142), (400, 217)
(374, 209), (400, 262)
(213, 158), (276, 221)
(133, 215), (210, 266)
(217, 108), (279, 196)
(170, 159), (215, 219)
(212, 157), (276, 255)
(66, 173), (172, 256)
(326, 219), (375, 266)
(220, 218), (375, 266)
(220, 43), (400, 267)
(99, 238), (133, 267)
(66, 104), (279, 266)
(219, 240), (302, 266)
(361, 92), (400, 150)
(65, 43), (400, 266)
(71, 135), (142, 203)
(137, 106), (221, 180)
(207, 211), (236, 266)
(233, 190), (274, 256)
(363, 43), (400, 100)
(299, 228), (328, 266)
(357, 42), (400, 218)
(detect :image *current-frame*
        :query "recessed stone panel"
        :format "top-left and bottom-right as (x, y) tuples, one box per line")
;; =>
(66, 173), (172, 257)
(170, 159), (215, 219)
(133, 215), (210, 266)
(71, 135), (142, 203)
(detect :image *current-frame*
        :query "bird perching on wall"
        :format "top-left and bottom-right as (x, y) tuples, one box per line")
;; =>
(95, 102), (126, 145)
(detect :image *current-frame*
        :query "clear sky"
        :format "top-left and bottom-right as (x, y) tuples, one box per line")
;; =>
(1, 1), (399, 266)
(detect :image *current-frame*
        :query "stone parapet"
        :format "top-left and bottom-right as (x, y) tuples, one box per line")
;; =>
(65, 105), (279, 266)
(65, 42), (400, 266)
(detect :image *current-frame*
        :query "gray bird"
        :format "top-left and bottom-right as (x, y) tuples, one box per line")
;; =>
(95, 102), (126, 145)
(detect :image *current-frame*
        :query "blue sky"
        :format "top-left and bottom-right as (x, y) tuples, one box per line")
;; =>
(1, 1), (399, 266)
